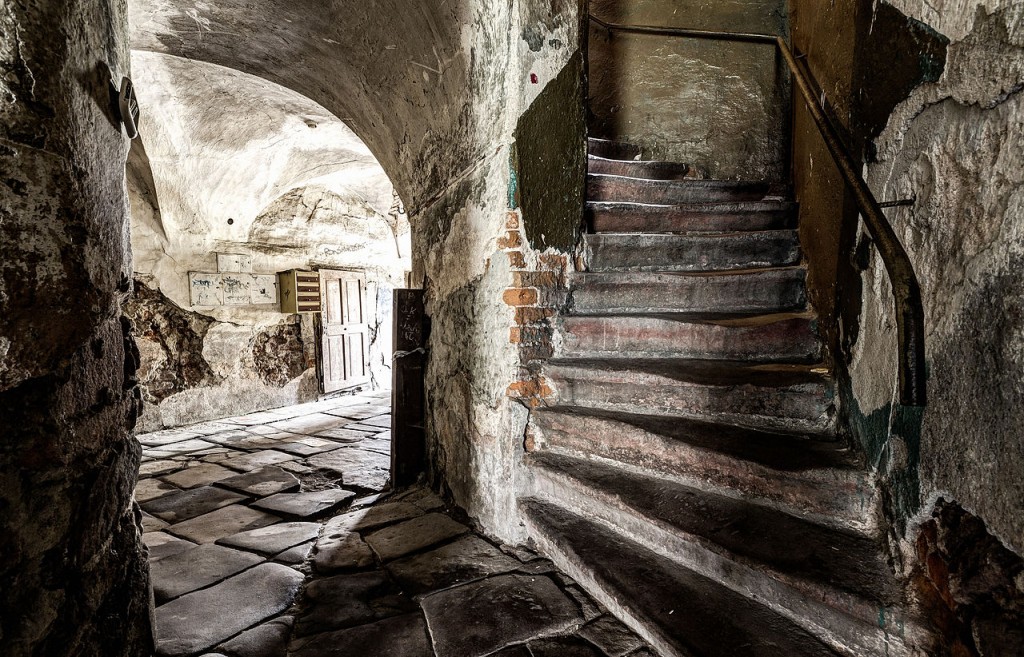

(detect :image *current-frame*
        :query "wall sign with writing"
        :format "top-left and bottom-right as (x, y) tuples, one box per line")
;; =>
(188, 272), (279, 308)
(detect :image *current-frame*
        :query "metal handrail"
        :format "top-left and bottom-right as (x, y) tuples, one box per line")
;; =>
(589, 15), (927, 406)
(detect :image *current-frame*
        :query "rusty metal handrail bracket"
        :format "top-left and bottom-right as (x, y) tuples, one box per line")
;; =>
(589, 15), (927, 406)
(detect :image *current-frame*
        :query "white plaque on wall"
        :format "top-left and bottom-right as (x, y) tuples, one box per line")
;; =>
(221, 274), (251, 305)
(251, 274), (278, 304)
(217, 253), (253, 273)
(188, 272), (223, 306)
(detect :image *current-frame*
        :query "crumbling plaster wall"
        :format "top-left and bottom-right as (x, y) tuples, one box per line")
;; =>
(850, 1), (1024, 559)
(127, 53), (410, 430)
(0, 0), (152, 655)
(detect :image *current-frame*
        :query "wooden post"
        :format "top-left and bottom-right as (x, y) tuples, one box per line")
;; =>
(391, 289), (426, 487)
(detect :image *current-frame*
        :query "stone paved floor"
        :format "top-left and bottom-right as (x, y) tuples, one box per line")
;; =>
(136, 391), (655, 657)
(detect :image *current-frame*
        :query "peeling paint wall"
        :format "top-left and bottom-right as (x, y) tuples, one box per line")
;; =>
(0, 0), (152, 654)
(791, 0), (1024, 624)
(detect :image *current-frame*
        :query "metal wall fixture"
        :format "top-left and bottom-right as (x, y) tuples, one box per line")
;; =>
(589, 14), (927, 406)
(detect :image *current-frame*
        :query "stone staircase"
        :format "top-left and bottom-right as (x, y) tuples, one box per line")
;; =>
(518, 139), (932, 656)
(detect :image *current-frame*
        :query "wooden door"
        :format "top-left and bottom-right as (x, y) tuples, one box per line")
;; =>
(319, 270), (370, 393)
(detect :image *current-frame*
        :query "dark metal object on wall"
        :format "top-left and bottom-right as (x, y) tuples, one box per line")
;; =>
(391, 289), (427, 487)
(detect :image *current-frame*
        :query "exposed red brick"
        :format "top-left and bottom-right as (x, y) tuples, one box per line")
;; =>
(507, 251), (526, 269)
(507, 378), (553, 399)
(538, 253), (568, 270)
(502, 287), (538, 306)
(496, 230), (522, 250)
(506, 213), (520, 229)
(512, 271), (559, 288)
(510, 326), (548, 344)
(518, 343), (554, 361)
(514, 307), (555, 324)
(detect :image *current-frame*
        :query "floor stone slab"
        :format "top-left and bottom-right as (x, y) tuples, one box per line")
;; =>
(144, 532), (197, 562)
(528, 635), (605, 657)
(288, 613), (433, 657)
(217, 616), (293, 657)
(307, 448), (390, 491)
(343, 422), (388, 433)
(420, 573), (583, 657)
(218, 466), (301, 497)
(364, 513), (468, 561)
(161, 463), (237, 489)
(313, 533), (375, 573)
(155, 438), (220, 454)
(323, 502), (423, 535)
(386, 535), (521, 595)
(135, 478), (180, 503)
(140, 459), (185, 477)
(155, 564), (303, 656)
(579, 615), (645, 657)
(143, 512), (169, 532)
(168, 504), (280, 544)
(139, 430), (203, 447)
(252, 489), (356, 519)
(294, 571), (415, 636)
(269, 413), (347, 435)
(219, 522), (322, 556)
(275, 541), (315, 565)
(312, 427), (372, 442)
(143, 486), (248, 523)
(359, 415), (392, 428)
(151, 543), (264, 602)
(221, 450), (297, 473)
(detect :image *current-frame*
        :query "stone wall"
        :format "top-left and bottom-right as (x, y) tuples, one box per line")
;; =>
(0, 0), (152, 654)
(791, 1), (1024, 649)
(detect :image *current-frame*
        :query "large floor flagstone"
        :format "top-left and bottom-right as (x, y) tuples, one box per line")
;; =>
(155, 564), (303, 656)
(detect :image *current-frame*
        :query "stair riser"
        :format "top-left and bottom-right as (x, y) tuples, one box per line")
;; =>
(544, 369), (832, 433)
(586, 232), (801, 272)
(588, 204), (797, 233)
(571, 271), (808, 315)
(589, 175), (773, 204)
(526, 472), (919, 657)
(530, 411), (872, 526)
(588, 156), (697, 180)
(520, 512), (689, 657)
(588, 138), (642, 160)
(555, 317), (820, 362)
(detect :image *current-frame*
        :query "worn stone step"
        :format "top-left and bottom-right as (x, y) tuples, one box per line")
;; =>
(588, 155), (697, 180)
(588, 174), (789, 204)
(519, 498), (846, 657)
(587, 201), (798, 233)
(587, 137), (642, 160)
(523, 456), (927, 657)
(586, 230), (801, 272)
(529, 406), (868, 525)
(571, 267), (807, 315)
(541, 359), (833, 433)
(555, 314), (820, 362)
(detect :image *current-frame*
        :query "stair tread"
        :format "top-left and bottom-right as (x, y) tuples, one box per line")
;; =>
(562, 310), (815, 324)
(544, 358), (830, 388)
(522, 498), (846, 657)
(534, 405), (851, 467)
(574, 265), (806, 278)
(527, 452), (901, 605)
